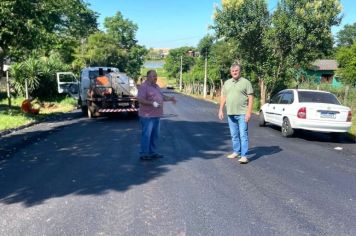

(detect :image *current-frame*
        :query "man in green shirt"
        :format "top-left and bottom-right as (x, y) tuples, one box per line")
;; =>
(218, 63), (254, 163)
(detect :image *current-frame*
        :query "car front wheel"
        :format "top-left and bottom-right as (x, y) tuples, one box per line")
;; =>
(281, 117), (294, 137)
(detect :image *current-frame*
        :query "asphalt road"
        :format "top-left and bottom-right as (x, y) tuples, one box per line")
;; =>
(1, 90), (356, 236)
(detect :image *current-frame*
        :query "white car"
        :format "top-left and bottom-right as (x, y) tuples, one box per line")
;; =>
(259, 89), (352, 137)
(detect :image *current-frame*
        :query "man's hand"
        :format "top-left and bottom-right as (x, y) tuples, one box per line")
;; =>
(245, 113), (251, 122)
(152, 101), (160, 108)
(218, 109), (224, 120)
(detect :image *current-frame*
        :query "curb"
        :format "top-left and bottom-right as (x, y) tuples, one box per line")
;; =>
(0, 109), (83, 159)
(0, 109), (82, 138)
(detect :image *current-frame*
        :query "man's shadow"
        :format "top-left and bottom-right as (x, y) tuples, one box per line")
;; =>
(248, 146), (283, 162)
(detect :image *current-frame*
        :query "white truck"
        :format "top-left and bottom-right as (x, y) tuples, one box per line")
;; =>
(57, 67), (139, 118)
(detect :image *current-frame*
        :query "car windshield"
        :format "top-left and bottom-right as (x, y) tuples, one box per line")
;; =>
(298, 91), (340, 105)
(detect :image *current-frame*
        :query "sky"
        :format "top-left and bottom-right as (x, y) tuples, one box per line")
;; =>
(85, 0), (356, 49)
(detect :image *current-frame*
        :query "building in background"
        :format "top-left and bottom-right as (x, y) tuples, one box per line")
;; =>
(307, 59), (342, 88)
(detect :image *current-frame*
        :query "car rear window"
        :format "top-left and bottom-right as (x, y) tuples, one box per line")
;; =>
(298, 91), (340, 105)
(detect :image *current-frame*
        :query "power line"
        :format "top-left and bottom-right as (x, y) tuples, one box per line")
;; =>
(147, 35), (205, 44)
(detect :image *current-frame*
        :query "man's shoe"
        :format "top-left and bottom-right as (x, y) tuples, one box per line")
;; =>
(238, 156), (249, 164)
(227, 153), (239, 159)
(151, 153), (164, 159)
(140, 155), (153, 161)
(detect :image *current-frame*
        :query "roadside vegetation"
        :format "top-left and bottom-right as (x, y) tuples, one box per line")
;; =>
(0, 1), (146, 132)
(0, 93), (76, 131)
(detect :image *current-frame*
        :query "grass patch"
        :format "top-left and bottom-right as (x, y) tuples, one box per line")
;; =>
(140, 67), (178, 88)
(0, 94), (77, 132)
(140, 67), (169, 78)
(0, 109), (36, 130)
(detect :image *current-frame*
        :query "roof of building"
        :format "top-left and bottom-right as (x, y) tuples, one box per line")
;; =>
(311, 59), (338, 71)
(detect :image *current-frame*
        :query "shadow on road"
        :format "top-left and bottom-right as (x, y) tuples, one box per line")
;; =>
(0, 114), (235, 207)
(265, 124), (355, 144)
(248, 146), (283, 162)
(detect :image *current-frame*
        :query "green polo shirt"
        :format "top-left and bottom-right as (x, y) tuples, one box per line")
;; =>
(222, 77), (254, 115)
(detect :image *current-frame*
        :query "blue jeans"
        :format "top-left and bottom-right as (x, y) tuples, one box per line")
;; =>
(139, 117), (160, 156)
(227, 115), (249, 157)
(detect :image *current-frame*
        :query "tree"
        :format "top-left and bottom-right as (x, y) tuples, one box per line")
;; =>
(336, 23), (356, 47)
(209, 40), (239, 84)
(197, 35), (214, 58)
(163, 47), (195, 81)
(213, 0), (342, 105)
(0, 0), (97, 73)
(77, 11), (147, 78)
(125, 45), (147, 78)
(84, 32), (124, 67)
(271, 0), (341, 68)
(336, 42), (356, 85)
(10, 52), (69, 98)
(267, 0), (342, 97)
(213, 0), (270, 104)
(104, 12), (138, 50)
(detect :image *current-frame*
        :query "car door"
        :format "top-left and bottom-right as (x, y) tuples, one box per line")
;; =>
(264, 92), (283, 124)
(274, 91), (294, 126)
(56, 72), (79, 99)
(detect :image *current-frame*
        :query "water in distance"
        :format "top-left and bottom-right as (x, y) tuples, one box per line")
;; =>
(143, 60), (164, 69)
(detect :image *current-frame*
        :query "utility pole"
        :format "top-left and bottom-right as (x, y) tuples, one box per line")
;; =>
(25, 79), (29, 99)
(203, 55), (207, 98)
(6, 68), (11, 107)
(179, 55), (183, 91)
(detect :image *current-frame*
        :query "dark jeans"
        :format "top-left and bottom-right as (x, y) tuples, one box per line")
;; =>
(139, 117), (160, 156)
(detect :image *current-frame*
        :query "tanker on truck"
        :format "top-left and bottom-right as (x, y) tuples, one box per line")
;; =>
(56, 67), (139, 118)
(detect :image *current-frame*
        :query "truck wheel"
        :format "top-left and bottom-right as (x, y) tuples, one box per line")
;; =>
(281, 117), (294, 137)
(81, 105), (88, 115)
(87, 106), (96, 119)
(131, 111), (139, 118)
(78, 97), (87, 116)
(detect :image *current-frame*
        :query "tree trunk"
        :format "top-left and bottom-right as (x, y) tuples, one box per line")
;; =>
(259, 78), (267, 106)
(344, 85), (349, 106)
(25, 78), (29, 99)
(6, 70), (11, 107)
(0, 47), (4, 77)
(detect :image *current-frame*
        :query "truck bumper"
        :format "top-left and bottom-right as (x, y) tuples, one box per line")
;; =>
(98, 108), (138, 113)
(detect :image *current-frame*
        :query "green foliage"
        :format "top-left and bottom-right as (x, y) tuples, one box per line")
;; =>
(0, 0), (97, 69)
(10, 53), (69, 99)
(213, 0), (270, 69)
(77, 11), (147, 78)
(0, 94), (77, 131)
(336, 23), (356, 47)
(104, 12), (138, 49)
(125, 45), (147, 78)
(336, 42), (356, 85)
(197, 35), (214, 57)
(270, 0), (341, 68)
(84, 32), (124, 67)
(141, 67), (168, 78)
(213, 0), (342, 103)
(209, 40), (238, 81)
(163, 47), (196, 79)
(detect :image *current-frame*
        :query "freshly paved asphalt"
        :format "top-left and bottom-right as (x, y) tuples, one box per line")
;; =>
(1, 90), (355, 236)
